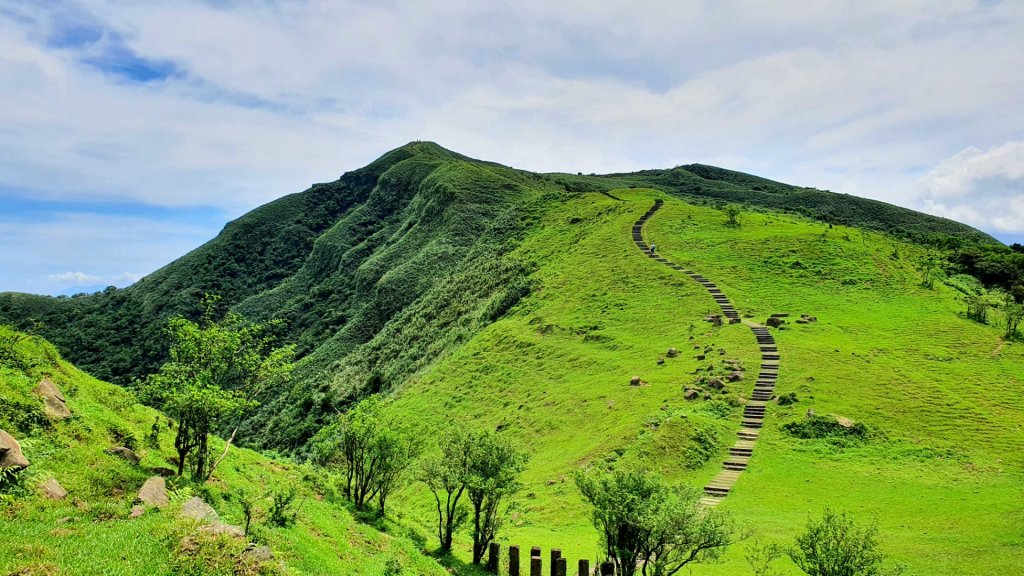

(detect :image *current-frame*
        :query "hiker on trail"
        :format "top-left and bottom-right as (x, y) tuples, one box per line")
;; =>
(650, 243), (656, 255)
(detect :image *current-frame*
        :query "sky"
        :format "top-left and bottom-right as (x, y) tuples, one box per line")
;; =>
(1, 0), (1022, 295)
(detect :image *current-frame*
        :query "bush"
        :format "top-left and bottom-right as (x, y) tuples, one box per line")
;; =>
(267, 486), (299, 527)
(782, 415), (869, 440)
(109, 423), (139, 451)
(777, 392), (799, 406)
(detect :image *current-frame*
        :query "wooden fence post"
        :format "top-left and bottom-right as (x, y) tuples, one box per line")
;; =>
(550, 549), (561, 576)
(487, 542), (500, 573)
(509, 545), (520, 576)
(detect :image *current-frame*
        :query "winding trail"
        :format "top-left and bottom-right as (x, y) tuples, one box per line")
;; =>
(632, 200), (778, 507)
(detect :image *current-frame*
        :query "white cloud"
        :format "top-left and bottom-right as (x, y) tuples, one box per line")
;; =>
(918, 142), (1024, 233)
(0, 0), (1022, 286)
(46, 271), (100, 284)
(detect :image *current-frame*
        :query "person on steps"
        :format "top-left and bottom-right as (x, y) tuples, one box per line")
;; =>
(649, 243), (656, 255)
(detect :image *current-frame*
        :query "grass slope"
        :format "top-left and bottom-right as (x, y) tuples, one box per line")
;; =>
(0, 143), (1001, 455)
(381, 191), (1023, 574)
(0, 327), (448, 576)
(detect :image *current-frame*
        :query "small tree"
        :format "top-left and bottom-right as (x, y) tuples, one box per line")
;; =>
(419, 429), (472, 553)
(789, 508), (904, 576)
(1002, 293), (1024, 338)
(575, 466), (738, 576)
(144, 297), (294, 480)
(419, 427), (527, 560)
(723, 204), (742, 226)
(464, 431), (527, 564)
(965, 294), (989, 324)
(310, 396), (417, 515)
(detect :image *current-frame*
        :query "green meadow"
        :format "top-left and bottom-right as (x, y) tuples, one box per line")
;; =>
(386, 190), (1024, 574)
(2, 179), (1020, 575)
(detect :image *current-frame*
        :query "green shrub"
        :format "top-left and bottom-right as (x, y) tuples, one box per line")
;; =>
(782, 415), (869, 440)
(109, 423), (139, 451)
(267, 486), (299, 527)
(777, 392), (799, 406)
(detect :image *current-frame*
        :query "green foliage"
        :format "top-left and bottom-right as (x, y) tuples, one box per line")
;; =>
(309, 395), (418, 514)
(574, 465), (737, 576)
(143, 298), (294, 479)
(723, 204), (742, 226)
(108, 422), (139, 451)
(267, 486), (299, 528)
(782, 416), (870, 442)
(1001, 293), (1024, 338)
(777, 392), (799, 406)
(964, 294), (990, 324)
(789, 508), (905, 576)
(417, 427), (526, 560)
(463, 430), (528, 564)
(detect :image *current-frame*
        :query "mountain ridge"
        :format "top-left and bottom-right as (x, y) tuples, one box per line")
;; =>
(0, 141), (1006, 450)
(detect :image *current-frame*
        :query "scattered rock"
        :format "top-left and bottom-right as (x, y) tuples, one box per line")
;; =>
(546, 479), (557, 486)
(656, 357), (665, 365)
(199, 523), (245, 538)
(138, 476), (169, 508)
(766, 317), (785, 328)
(149, 466), (176, 477)
(770, 313), (790, 318)
(683, 388), (699, 400)
(729, 318), (742, 324)
(242, 545), (274, 563)
(834, 415), (856, 428)
(807, 316), (817, 322)
(41, 478), (67, 500)
(796, 319), (809, 324)
(130, 505), (145, 519)
(104, 447), (140, 465)
(666, 347), (678, 358)
(806, 408), (816, 418)
(32, 377), (71, 420)
(718, 348), (726, 355)
(707, 378), (725, 390)
(0, 428), (30, 470)
(695, 354), (705, 361)
(181, 497), (219, 523)
(629, 376), (642, 386)
(726, 371), (744, 382)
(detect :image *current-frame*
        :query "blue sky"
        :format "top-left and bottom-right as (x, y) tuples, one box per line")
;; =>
(1, 1), (1023, 295)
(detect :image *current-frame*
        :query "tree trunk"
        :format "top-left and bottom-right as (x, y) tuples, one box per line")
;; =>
(206, 425), (238, 481)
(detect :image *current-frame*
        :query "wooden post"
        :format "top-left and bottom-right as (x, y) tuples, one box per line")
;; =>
(509, 545), (520, 576)
(600, 561), (615, 575)
(530, 555), (542, 576)
(531, 546), (542, 558)
(487, 542), (500, 573)
(578, 559), (590, 576)
(555, 557), (567, 576)
(550, 549), (561, 576)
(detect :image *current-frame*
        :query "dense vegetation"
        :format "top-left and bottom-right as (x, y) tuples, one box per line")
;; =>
(0, 142), (1015, 458)
(0, 326), (450, 575)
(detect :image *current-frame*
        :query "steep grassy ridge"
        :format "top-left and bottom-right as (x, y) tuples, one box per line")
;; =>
(379, 191), (1022, 574)
(0, 143), (1006, 456)
(0, 327), (448, 576)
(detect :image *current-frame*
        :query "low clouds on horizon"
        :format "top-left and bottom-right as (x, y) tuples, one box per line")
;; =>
(1, 0), (1023, 294)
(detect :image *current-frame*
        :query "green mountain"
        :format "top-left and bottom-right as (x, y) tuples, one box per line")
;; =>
(0, 142), (1003, 452)
(2, 143), (1023, 575)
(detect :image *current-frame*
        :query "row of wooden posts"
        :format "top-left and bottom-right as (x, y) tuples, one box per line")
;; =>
(484, 543), (617, 576)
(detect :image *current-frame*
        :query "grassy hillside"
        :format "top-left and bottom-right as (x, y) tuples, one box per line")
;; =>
(376, 190), (1023, 575)
(0, 326), (450, 576)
